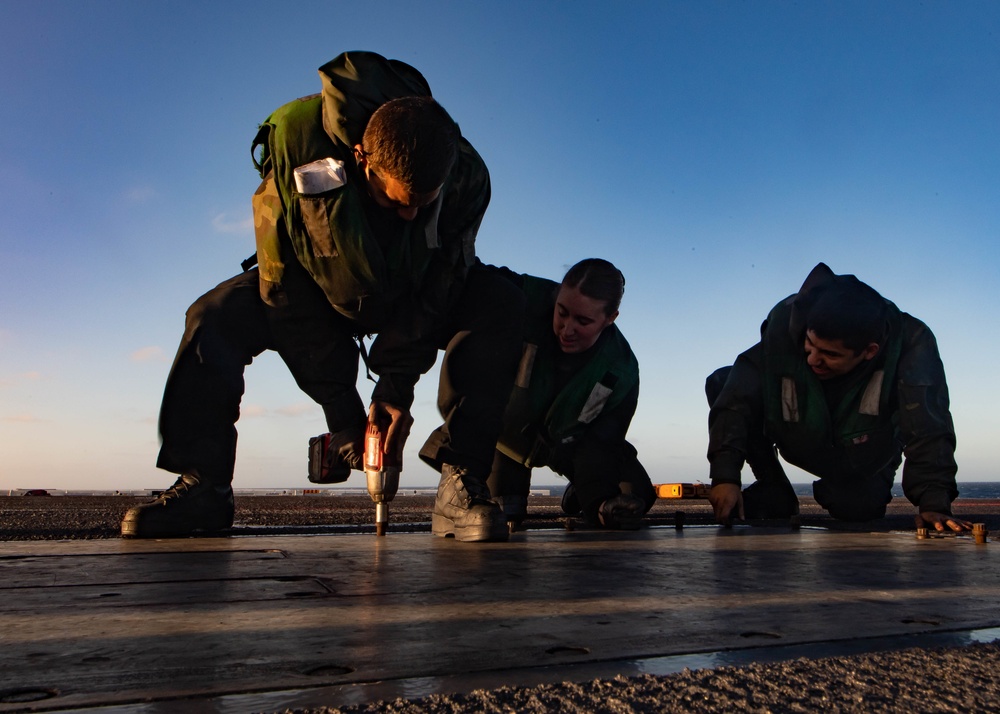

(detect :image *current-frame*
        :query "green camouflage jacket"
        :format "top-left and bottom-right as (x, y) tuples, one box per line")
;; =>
(250, 52), (491, 408)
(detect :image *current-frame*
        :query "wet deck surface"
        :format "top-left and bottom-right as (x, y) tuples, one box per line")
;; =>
(1, 522), (997, 712)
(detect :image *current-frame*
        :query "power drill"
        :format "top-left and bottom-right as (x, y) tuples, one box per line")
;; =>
(364, 416), (400, 536)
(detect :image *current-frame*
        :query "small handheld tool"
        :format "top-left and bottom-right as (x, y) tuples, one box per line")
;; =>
(364, 417), (400, 536)
(653, 483), (711, 499)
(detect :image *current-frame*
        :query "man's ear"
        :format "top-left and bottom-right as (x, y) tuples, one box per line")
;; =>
(862, 342), (880, 361)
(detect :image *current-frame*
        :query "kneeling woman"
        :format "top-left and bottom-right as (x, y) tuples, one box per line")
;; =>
(488, 258), (656, 529)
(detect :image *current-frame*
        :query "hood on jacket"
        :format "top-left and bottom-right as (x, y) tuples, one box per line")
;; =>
(318, 51), (432, 149)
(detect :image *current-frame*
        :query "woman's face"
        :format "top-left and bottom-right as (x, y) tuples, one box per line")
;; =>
(552, 284), (618, 354)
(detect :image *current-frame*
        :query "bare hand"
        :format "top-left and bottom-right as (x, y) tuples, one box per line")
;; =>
(369, 401), (414, 462)
(709, 483), (744, 526)
(917, 511), (973, 533)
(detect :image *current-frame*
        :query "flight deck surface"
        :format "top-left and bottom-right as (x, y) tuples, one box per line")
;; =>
(1, 523), (997, 712)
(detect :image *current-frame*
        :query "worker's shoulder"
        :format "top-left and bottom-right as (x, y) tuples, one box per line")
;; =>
(898, 311), (940, 349)
(450, 137), (490, 193)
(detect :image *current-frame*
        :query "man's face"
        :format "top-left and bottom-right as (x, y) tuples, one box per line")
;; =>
(804, 329), (879, 380)
(552, 285), (617, 354)
(354, 145), (442, 221)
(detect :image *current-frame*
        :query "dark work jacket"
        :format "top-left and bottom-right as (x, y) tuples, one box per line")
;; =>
(497, 275), (639, 469)
(760, 292), (905, 480)
(250, 51), (490, 408)
(708, 263), (958, 514)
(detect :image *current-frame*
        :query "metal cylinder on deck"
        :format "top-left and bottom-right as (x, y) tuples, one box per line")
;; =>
(973, 523), (988, 545)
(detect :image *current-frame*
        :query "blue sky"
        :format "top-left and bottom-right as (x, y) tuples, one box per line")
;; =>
(2, 1), (998, 492)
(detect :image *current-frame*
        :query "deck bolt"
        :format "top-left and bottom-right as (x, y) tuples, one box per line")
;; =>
(973, 523), (988, 545)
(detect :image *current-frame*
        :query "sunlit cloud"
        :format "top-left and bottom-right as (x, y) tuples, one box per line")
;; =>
(238, 403), (319, 419)
(212, 212), (253, 234)
(129, 346), (169, 363)
(275, 403), (319, 417)
(1, 413), (43, 423)
(241, 404), (267, 418)
(0, 371), (42, 388)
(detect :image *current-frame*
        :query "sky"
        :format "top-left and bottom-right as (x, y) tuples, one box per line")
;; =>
(1, 1), (999, 493)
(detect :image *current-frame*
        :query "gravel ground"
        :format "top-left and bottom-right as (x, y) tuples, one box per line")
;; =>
(2, 493), (997, 540)
(283, 641), (1000, 714)
(2, 495), (998, 713)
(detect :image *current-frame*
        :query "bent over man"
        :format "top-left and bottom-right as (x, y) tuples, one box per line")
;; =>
(123, 51), (522, 542)
(706, 263), (970, 532)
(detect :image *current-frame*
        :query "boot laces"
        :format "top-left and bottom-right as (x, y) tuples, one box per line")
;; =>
(159, 474), (200, 501)
(444, 465), (492, 506)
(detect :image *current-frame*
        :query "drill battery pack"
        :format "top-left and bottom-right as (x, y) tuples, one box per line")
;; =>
(307, 433), (351, 484)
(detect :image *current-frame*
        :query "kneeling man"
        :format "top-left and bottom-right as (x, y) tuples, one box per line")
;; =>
(706, 263), (970, 532)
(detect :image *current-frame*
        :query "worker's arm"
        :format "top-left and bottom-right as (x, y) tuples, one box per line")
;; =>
(707, 345), (765, 483)
(367, 141), (491, 414)
(895, 316), (965, 528)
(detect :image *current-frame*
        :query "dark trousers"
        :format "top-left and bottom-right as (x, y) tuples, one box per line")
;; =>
(705, 366), (896, 522)
(156, 266), (522, 485)
(487, 441), (656, 520)
(417, 267), (525, 479)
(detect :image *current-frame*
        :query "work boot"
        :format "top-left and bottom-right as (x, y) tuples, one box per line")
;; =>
(121, 474), (234, 538)
(597, 493), (646, 530)
(432, 464), (509, 542)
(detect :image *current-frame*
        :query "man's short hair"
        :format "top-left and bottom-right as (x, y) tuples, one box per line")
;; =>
(362, 96), (459, 194)
(805, 279), (888, 354)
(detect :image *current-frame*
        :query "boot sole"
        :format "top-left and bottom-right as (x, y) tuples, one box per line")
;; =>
(120, 510), (233, 539)
(120, 521), (231, 539)
(431, 514), (509, 542)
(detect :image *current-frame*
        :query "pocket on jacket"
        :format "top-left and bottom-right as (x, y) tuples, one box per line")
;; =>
(841, 423), (901, 475)
(299, 197), (339, 258)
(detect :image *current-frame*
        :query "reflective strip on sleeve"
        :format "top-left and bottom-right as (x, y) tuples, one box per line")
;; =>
(578, 383), (613, 424)
(781, 377), (799, 423)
